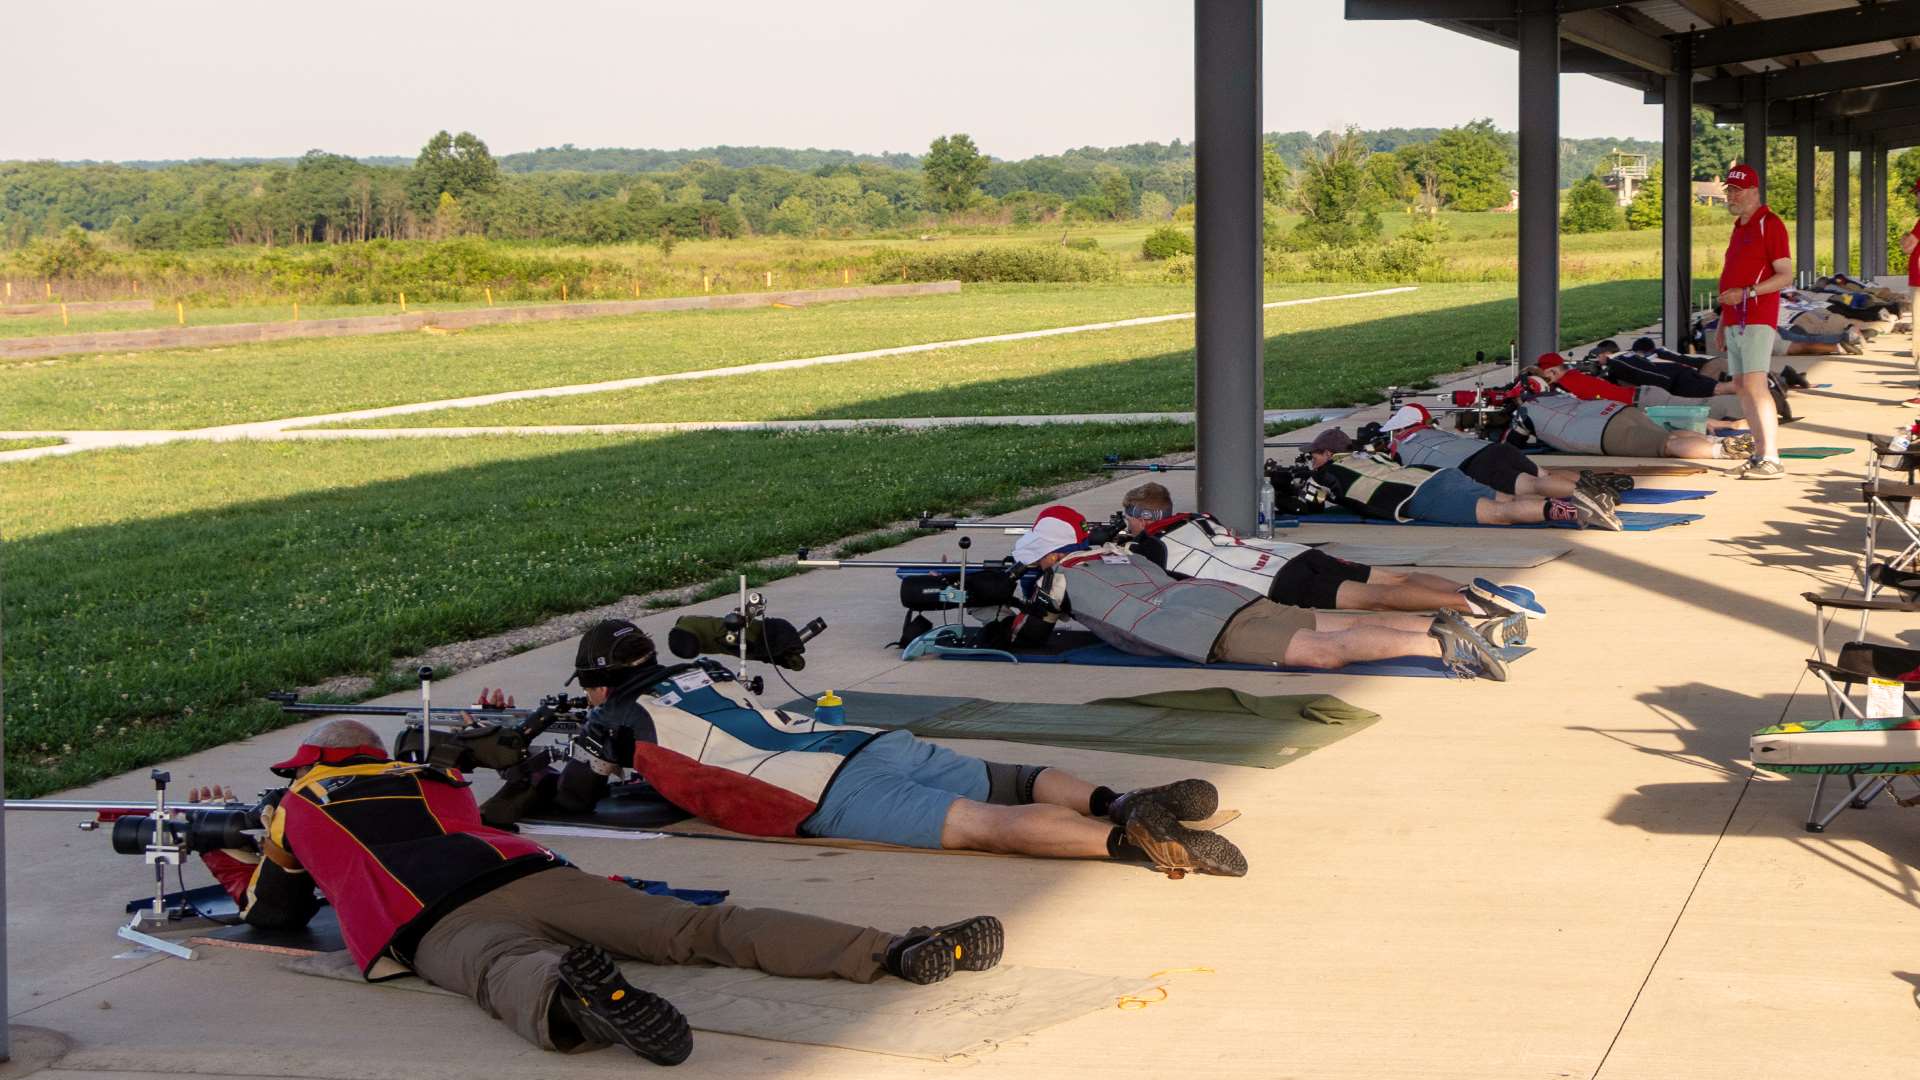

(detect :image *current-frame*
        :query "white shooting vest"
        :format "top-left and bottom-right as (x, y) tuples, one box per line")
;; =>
(1136, 514), (1310, 598)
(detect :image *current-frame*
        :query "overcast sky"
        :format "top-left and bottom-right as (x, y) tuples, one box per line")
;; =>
(9, 1), (1663, 162)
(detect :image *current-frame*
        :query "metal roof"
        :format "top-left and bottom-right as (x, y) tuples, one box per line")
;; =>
(1346, 1), (1920, 145)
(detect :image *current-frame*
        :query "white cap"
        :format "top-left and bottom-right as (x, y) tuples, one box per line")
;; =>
(1011, 507), (1086, 565)
(1380, 403), (1431, 432)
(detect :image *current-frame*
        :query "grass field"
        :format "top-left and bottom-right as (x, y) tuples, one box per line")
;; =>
(328, 279), (1677, 428)
(0, 283), (1330, 430)
(0, 436), (61, 452)
(0, 424), (1193, 797)
(0, 298), (521, 339)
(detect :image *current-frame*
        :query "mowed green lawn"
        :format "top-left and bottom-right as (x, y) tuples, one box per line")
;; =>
(0, 436), (62, 452)
(332, 279), (1669, 428)
(1, 283), (1329, 431)
(1, 424), (1195, 797)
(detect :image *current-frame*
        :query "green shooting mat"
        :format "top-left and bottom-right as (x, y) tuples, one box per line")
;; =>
(792, 688), (1381, 769)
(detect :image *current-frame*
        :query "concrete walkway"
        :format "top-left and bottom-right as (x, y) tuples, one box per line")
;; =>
(0, 286), (1413, 462)
(10, 333), (1916, 1079)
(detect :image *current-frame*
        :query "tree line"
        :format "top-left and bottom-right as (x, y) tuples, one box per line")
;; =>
(1, 119), (1729, 252)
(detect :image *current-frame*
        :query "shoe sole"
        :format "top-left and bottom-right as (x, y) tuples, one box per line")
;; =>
(558, 943), (693, 1065)
(1124, 802), (1248, 879)
(1469, 578), (1545, 620)
(1475, 614), (1528, 649)
(1124, 778), (1219, 823)
(892, 934), (959, 984)
(931, 915), (1005, 972)
(1740, 470), (1787, 480)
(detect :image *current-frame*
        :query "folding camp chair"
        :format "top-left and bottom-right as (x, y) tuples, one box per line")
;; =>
(1795, 591), (1920, 831)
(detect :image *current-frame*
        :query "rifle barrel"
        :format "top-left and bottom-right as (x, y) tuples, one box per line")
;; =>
(4, 799), (248, 814)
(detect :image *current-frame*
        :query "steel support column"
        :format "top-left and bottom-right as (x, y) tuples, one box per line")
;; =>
(1862, 139), (1880, 279)
(1662, 36), (1693, 346)
(1796, 110), (1816, 282)
(1193, 0), (1263, 532)
(1871, 139), (1890, 278)
(1517, 6), (1560, 360)
(1835, 137), (1852, 277)
(1744, 96), (1768, 201)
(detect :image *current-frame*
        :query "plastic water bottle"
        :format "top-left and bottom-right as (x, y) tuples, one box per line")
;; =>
(813, 690), (845, 726)
(1256, 481), (1276, 539)
(1892, 427), (1912, 454)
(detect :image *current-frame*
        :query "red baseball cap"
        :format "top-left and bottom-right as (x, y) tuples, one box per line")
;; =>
(270, 741), (390, 778)
(1723, 164), (1759, 190)
(1535, 352), (1566, 370)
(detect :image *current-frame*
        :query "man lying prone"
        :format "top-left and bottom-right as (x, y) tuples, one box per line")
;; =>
(550, 619), (1249, 877)
(1113, 480), (1547, 623)
(192, 720), (1003, 1066)
(1011, 506), (1519, 680)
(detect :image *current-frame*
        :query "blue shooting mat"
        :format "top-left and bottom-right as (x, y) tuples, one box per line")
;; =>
(1615, 488), (1714, 504)
(1304, 510), (1701, 531)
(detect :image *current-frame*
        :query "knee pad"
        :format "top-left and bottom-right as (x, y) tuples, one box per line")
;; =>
(983, 761), (1049, 805)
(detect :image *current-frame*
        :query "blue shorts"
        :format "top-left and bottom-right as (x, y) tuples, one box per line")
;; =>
(803, 730), (990, 849)
(1405, 468), (1496, 525)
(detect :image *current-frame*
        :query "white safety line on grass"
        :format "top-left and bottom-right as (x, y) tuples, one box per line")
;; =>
(0, 286), (1416, 461)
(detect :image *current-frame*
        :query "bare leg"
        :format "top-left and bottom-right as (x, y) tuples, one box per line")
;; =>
(1282, 626), (1439, 670)
(1733, 369), (1778, 460)
(1031, 768), (1096, 813)
(1660, 430), (1728, 459)
(1474, 498), (1548, 525)
(1333, 579), (1472, 613)
(1512, 472), (1576, 498)
(1311, 611), (1436, 633)
(939, 799), (1111, 856)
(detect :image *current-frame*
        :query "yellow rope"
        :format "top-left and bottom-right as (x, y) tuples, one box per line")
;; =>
(1117, 966), (1216, 1009)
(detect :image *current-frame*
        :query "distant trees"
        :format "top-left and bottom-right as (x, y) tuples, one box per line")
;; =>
(922, 134), (990, 213)
(1625, 163), (1662, 230)
(1691, 107), (1741, 180)
(1404, 119), (1512, 212)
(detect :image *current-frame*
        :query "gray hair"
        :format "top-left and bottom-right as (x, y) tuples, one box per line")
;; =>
(303, 718), (386, 753)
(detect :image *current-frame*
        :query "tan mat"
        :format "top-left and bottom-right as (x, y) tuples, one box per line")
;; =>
(657, 809), (1239, 855)
(288, 948), (1155, 1061)
(1526, 457), (1719, 475)
(1314, 542), (1569, 568)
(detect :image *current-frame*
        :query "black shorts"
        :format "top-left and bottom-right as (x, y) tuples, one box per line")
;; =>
(1458, 444), (1540, 494)
(1268, 548), (1371, 609)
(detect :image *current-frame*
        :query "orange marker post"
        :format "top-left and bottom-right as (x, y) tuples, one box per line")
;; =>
(485, 286), (493, 307)
(399, 291), (407, 312)
(60, 302), (68, 327)
(843, 267), (850, 284)
(176, 301), (185, 325)
(764, 271), (773, 288)
(293, 302), (300, 322)
(561, 282), (568, 302)
(703, 275), (711, 293)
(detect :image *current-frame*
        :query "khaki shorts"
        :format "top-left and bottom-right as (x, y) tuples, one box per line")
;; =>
(1600, 407), (1671, 458)
(1724, 324), (1777, 376)
(1211, 601), (1318, 665)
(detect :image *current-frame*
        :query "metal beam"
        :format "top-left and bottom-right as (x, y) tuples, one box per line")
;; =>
(1797, 109), (1816, 281)
(1343, 0), (1633, 17)
(1835, 135), (1853, 276)
(1517, 8), (1560, 360)
(1684, 2), (1920, 69)
(1856, 122), (1920, 149)
(1861, 137), (1880, 277)
(1562, 9), (1673, 74)
(1193, 0), (1263, 533)
(1823, 102), (1920, 136)
(1871, 139), (1890, 277)
(1694, 50), (1920, 106)
(1664, 35), (1694, 349)
(1820, 79), (1920, 119)
(1744, 96), (1768, 203)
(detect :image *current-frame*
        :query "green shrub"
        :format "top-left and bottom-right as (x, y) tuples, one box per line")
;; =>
(1161, 254), (1195, 282)
(1561, 178), (1623, 234)
(1140, 225), (1195, 260)
(1066, 236), (1101, 252)
(864, 245), (1119, 283)
(1263, 234), (1443, 282)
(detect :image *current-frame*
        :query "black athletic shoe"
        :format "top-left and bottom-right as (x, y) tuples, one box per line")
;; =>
(1107, 778), (1219, 825)
(1122, 800), (1248, 878)
(1780, 365), (1811, 390)
(883, 915), (1004, 983)
(556, 943), (693, 1066)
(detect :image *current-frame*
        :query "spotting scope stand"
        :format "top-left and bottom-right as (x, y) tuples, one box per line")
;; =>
(119, 769), (199, 960)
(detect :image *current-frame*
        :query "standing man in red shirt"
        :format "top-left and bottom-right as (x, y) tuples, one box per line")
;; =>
(1714, 162), (1794, 479)
(1899, 176), (1920, 375)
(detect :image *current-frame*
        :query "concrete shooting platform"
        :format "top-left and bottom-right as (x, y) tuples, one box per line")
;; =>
(9, 335), (1920, 1079)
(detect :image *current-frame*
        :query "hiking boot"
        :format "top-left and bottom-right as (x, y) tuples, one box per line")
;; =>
(1429, 611), (1509, 681)
(884, 916), (1004, 982)
(1780, 366), (1811, 390)
(1476, 612), (1529, 649)
(1768, 379), (1796, 422)
(1107, 778), (1219, 826)
(556, 943), (693, 1066)
(1121, 801), (1248, 878)
(1463, 577), (1546, 620)
(1739, 458), (1787, 481)
(1721, 433), (1755, 459)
